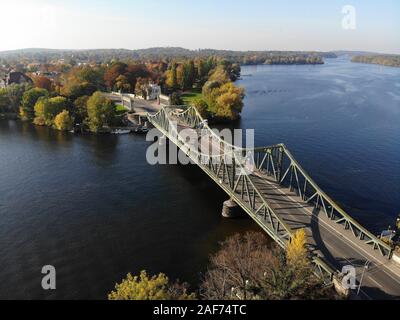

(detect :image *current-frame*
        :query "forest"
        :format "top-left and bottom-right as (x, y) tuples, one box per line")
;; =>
(351, 55), (400, 68)
(0, 47), (335, 66)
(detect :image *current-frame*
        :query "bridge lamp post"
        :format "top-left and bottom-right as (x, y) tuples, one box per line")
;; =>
(357, 260), (371, 296)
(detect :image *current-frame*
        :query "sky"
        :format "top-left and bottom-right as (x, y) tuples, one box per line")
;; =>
(0, 0), (399, 53)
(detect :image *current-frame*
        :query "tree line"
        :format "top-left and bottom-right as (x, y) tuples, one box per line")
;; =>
(351, 55), (400, 68)
(0, 47), (335, 66)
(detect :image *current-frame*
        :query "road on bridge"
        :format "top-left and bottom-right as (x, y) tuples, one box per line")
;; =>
(149, 106), (400, 300)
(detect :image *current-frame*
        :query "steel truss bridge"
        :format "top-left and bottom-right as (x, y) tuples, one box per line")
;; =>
(147, 106), (400, 299)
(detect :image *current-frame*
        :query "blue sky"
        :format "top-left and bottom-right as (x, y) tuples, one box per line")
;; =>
(1, 0), (399, 53)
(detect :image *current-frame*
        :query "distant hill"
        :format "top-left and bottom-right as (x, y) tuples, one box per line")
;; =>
(351, 54), (400, 68)
(332, 50), (383, 57)
(0, 47), (337, 65)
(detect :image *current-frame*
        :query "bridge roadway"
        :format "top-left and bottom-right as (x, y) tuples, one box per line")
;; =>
(149, 107), (400, 299)
(202, 130), (400, 299)
(249, 172), (400, 299)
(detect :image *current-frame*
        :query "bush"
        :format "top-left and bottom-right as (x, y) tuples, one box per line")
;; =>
(108, 270), (196, 300)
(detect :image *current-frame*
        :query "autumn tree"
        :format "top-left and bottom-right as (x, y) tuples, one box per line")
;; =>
(165, 61), (178, 91)
(104, 62), (150, 92)
(60, 66), (104, 99)
(193, 98), (209, 118)
(108, 270), (195, 300)
(86, 91), (115, 133)
(201, 232), (337, 300)
(20, 87), (49, 120)
(33, 96), (69, 126)
(203, 82), (244, 121)
(54, 110), (73, 131)
(34, 76), (52, 91)
(135, 78), (149, 99)
(287, 228), (309, 269)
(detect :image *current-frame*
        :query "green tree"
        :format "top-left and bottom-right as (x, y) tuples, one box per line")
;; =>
(86, 91), (115, 133)
(54, 110), (73, 131)
(0, 89), (10, 113)
(7, 84), (30, 114)
(20, 88), (49, 120)
(33, 96), (69, 126)
(73, 95), (89, 124)
(108, 270), (195, 300)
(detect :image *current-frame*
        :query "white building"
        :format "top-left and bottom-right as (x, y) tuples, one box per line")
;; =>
(146, 84), (161, 100)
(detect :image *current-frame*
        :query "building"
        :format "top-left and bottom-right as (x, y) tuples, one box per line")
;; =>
(4, 71), (33, 86)
(147, 84), (161, 100)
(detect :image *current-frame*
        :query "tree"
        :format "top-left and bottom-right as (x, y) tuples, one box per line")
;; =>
(208, 65), (231, 84)
(104, 62), (150, 92)
(0, 89), (10, 113)
(20, 88), (49, 120)
(54, 110), (73, 131)
(287, 229), (309, 270)
(115, 75), (131, 92)
(33, 96), (69, 126)
(73, 95), (89, 123)
(170, 92), (182, 105)
(34, 76), (52, 91)
(86, 91), (115, 133)
(60, 66), (104, 99)
(135, 78), (149, 99)
(201, 232), (275, 300)
(165, 62), (178, 91)
(108, 270), (195, 300)
(7, 84), (30, 114)
(203, 82), (244, 121)
(200, 232), (337, 300)
(193, 98), (209, 118)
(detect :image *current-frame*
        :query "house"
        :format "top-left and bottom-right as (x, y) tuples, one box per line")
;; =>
(5, 71), (33, 86)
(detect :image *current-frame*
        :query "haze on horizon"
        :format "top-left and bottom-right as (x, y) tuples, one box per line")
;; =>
(1, 0), (399, 54)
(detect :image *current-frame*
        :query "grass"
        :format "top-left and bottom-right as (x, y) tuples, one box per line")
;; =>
(181, 89), (203, 105)
(115, 104), (128, 115)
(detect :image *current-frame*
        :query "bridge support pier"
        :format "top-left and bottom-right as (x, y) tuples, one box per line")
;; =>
(158, 135), (169, 146)
(222, 199), (245, 218)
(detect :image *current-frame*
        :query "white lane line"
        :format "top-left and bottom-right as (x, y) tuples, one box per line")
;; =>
(254, 173), (400, 287)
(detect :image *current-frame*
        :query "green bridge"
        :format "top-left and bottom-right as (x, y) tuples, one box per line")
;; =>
(147, 105), (400, 299)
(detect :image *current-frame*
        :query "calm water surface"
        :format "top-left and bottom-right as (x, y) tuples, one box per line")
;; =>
(0, 58), (399, 299)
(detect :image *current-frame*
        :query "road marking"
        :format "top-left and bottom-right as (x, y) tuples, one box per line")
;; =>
(254, 172), (400, 288)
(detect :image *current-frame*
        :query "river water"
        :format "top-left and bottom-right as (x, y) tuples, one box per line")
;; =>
(0, 58), (399, 299)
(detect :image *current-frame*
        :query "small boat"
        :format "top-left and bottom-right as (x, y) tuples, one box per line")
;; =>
(133, 127), (149, 134)
(112, 129), (131, 135)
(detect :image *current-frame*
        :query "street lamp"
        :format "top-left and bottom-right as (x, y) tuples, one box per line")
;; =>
(357, 260), (371, 296)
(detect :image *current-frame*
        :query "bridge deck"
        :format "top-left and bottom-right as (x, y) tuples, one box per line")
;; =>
(149, 107), (400, 299)
(248, 173), (400, 299)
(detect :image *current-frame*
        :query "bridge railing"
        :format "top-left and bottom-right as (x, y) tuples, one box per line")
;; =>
(147, 106), (337, 282)
(250, 145), (393, 258)
(147, 107), (292, 246)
